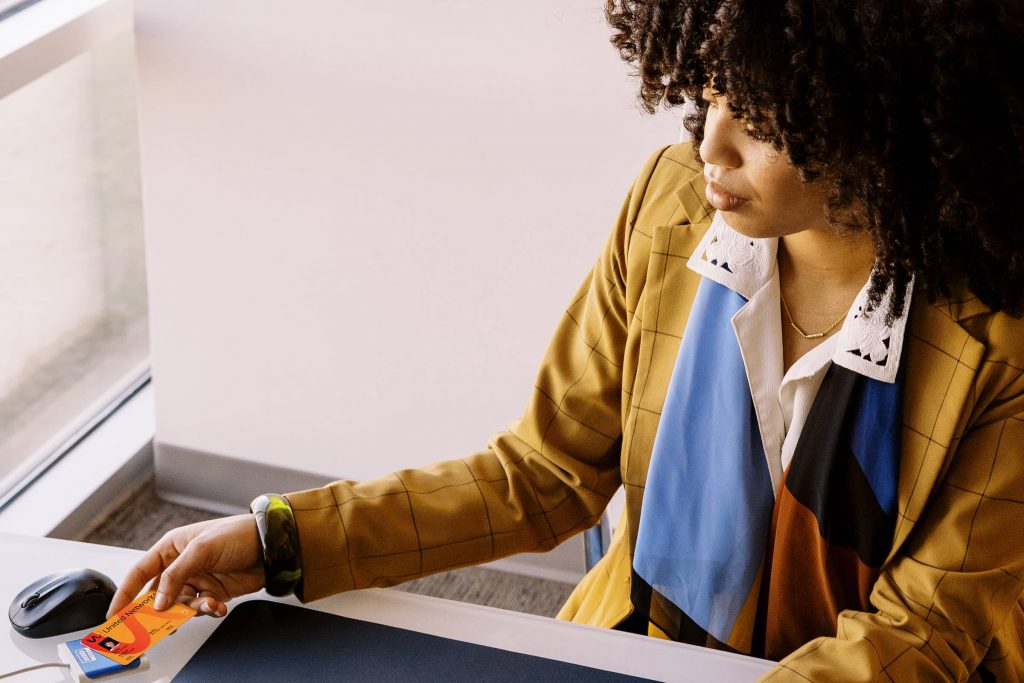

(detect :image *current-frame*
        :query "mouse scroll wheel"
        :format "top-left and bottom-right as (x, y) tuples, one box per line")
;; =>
(21, 577), (65, 608)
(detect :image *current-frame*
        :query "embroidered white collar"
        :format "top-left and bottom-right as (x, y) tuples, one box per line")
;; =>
(686, 213), (914, 384)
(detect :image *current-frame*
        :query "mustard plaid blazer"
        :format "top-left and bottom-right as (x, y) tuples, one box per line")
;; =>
(286, 143), (1024, 681)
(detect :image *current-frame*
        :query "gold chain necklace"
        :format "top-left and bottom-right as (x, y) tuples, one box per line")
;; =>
(779, 291), (846, 340)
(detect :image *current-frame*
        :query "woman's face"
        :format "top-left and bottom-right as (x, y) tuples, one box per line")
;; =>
(699, 90), (830, 239)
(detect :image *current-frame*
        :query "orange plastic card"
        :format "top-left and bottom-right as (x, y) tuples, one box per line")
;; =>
(81, 590), (196, 665)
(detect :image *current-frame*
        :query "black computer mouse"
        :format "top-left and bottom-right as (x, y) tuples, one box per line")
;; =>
(8, 568), (116, 639)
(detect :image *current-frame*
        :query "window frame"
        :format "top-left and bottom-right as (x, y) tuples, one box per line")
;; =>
(0, 0), (131, 100)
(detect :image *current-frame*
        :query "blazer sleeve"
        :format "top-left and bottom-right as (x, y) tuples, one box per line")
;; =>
(762, 370), (1024, 681)
(284, 147), (668, 602)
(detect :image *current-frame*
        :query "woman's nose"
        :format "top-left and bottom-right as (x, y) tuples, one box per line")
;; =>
(699, 105), (743, 170)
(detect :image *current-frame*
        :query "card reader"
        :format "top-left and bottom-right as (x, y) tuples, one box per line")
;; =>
(57, 640), (148, 681)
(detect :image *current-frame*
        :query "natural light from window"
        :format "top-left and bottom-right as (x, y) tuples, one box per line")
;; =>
(0, 30), (147, 495)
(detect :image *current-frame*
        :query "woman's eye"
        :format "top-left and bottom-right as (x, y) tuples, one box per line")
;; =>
(744, 127), (772, 143)
(740, 118), (772, 142)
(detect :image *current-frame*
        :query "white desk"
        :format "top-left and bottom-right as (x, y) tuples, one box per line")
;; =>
(1, 533), (774, 682)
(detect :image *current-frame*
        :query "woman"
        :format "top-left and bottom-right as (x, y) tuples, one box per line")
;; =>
(109, 0), (1024, 679)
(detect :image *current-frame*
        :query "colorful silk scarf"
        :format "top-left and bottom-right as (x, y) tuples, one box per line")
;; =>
(630, 275), (905, 659)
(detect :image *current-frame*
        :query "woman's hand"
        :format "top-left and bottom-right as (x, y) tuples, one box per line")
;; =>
(106, 514), (265, 619)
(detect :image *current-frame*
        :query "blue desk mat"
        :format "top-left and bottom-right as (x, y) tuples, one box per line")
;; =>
(173, 600), (653, 682)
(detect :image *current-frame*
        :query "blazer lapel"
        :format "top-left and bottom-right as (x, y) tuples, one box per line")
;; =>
(889, 298), (985, 559)
(632, 177), (714, 419)
(621, 172), (711, 544)
(674, 175), (715, 227)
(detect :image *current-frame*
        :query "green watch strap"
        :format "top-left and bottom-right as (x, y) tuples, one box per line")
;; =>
(250, 493), (302, 597)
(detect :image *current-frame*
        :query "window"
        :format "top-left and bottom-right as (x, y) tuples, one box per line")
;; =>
(0, 9), (146, 498)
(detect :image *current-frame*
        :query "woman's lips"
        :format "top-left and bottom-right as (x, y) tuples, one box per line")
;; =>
(705, 180), (750, 211)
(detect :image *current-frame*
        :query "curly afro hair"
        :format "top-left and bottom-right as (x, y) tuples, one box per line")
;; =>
(606, 0), (1024, 320)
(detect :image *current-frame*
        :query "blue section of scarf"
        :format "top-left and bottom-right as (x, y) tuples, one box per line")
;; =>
(633, 277), (774, 643)
(848, 379), (901, 515)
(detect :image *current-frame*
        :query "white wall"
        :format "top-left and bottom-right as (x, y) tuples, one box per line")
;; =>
(135, 3), (678, 505)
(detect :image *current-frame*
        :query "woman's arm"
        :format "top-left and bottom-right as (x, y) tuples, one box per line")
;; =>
(109, 145), (672, 612)
(286, 148), (672, 601)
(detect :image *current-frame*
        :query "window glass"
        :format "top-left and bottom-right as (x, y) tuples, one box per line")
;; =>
(0, 32), (147, 492)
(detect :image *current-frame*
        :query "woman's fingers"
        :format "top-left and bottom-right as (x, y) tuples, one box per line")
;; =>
(107, 547), (176, 618)
(183, 594), (228, 618)
(153, 538), (214, 610)
(175, 580), (229, 617)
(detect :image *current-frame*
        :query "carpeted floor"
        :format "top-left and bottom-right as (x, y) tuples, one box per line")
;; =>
(82, 479), (575, 618)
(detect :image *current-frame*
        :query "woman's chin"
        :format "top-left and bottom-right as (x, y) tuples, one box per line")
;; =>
(716, 212), (790, 240)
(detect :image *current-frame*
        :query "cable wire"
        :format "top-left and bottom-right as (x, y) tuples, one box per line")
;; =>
(0, 662), (70, 679)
